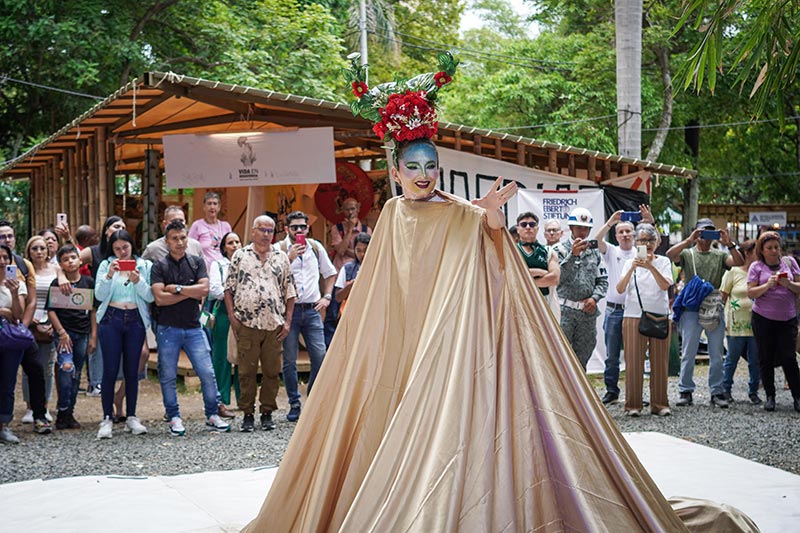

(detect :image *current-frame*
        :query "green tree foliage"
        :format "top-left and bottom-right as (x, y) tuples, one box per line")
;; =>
(0, 0), (346, 162)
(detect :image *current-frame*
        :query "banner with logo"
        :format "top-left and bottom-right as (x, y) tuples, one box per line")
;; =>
(163, 128), (336, 188)
(517, 189), (605, 243)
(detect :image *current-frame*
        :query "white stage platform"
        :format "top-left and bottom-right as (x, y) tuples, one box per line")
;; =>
(2, 432), (797, 532)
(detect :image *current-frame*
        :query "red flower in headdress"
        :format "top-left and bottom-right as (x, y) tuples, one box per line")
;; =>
(375, 90), (438, 142)
(351, 81), (369, 97)
(434, 71), (452, 88)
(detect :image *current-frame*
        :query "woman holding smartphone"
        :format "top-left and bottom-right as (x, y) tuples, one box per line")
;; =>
(0, 244), (27, 443)
(616, 223), (674, 417)
(747, 231), (800, 412)
(94, 230), (154, 438)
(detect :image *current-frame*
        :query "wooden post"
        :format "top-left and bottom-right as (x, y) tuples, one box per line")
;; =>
(494, 138), (502, 160)
(473, 134), (482, 155)
(602, 160), (612, 182)
(548, 150), (558, 173)
(454, 131), (461, 151)
(568, 154), (576, 177)
(87, 136), (98, 228)
(142, 148), (160, 246)
(97, 128), (109, 223)
(587, 156), (597, 181)
(516, 143), (526, 166)
(66, 149), (76, 228)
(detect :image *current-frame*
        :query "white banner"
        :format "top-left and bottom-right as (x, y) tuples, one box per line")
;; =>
(749, 211), (786, 226)
(391, 147), (599, 223)
(517, 189), (606, 244)
(163, 128), (336, 188)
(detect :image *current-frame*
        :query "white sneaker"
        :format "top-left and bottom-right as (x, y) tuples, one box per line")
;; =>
(44, 410), (53, 423)
(87, 385), (102, 397)
(125, 416), (148, 435)
(0, 427), (20, 444)
(205, 414), (231, 433)
(22, 409), (33, 424)
(168, 417), (186, 437)
(97, 417), (113, 439)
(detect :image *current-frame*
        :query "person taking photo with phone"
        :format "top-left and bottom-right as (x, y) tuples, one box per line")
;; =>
(94, 230), (154, 439)
(746, 231), (800, 412)
(666, 218), (744, 409)
(554, 207), (609, 370)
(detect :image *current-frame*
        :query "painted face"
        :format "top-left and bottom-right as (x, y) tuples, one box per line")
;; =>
(112, 239), (133, 260)
(105, 220), (126, 239)
(762, 239), (782, 263)
(252, 222), (275, 247)
(517, 218), (539, 243)
(569, 225), (591, 241)
(616, 222), (635, 249)
(0, 226), (16, 250)
(224, 233), (242, 256)
(28, 238), (48, 262)
(166, 229), (188, 256)
(354, 242), (368, 263)
(58, 252), (82, 273)
(287, 219), (308, 243)
(204, 197), (220, 218)
(544, 223), (562, 245)
(391, 143), (439, 201)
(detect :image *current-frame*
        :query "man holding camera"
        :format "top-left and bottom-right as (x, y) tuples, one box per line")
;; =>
(594, 207), (654, 404)
(554, 207), (608, 370)
(666, 218), (744, 408)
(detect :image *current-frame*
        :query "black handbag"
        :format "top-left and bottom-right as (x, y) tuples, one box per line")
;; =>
(634, 272), (669, 339)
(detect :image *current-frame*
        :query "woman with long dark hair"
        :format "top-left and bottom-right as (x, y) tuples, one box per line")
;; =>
(94, 230), (153, 438)
(747, 231), (800, 412)
(0, 244), (27, 444)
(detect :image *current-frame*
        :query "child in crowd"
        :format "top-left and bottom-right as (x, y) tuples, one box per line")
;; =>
(46, 244), (97, 430)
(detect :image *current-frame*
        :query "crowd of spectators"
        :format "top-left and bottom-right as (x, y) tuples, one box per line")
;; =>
(2, 194), (797, 444)
(511, 208), (800, 418)
(0, 192), (372, 443)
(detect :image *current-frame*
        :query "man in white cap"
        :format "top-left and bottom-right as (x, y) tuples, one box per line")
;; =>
(554, 207), (608, 369)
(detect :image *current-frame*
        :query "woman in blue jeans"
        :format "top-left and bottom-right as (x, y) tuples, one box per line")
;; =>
(720, 240), (761, 404)
(0, 244), (27, 444)
(95, 230), (153, 439)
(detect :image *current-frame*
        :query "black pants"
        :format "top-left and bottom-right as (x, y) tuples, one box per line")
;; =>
(751, 311), (800, 399)
(20, 341), (46, 419)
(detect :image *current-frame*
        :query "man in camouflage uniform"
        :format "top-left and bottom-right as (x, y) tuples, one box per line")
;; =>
(555, 207), (608, 369)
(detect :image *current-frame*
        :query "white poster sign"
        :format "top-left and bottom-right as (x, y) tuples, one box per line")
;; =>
(391, 147), (599, 223)
(517, 189), (606, 243)
(163, 128), (336, 188)
(749, 211), (786, 226)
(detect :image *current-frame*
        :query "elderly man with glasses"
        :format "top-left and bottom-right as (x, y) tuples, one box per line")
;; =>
(225, 215), (296, 432)
(278, 211), (337, 422)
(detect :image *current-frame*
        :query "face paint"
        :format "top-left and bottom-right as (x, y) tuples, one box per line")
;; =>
(391, 142), (439, 201)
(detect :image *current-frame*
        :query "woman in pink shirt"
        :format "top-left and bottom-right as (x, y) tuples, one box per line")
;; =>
(747, 231), (800, 412)
(189, 191), (232, 269)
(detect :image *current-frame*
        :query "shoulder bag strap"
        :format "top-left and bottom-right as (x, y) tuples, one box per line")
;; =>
(633, 269), (646, 313)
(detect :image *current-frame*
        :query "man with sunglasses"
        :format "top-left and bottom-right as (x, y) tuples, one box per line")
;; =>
(594, 206), (654, 405)
(514, 213), (560, 297)
(279, 211), (337, 422)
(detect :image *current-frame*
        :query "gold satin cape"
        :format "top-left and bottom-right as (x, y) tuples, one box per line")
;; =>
(244, 193), (689, 532)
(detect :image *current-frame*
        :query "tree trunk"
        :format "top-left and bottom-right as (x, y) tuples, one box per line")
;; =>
(645, 45), (673, 162)
(615, 0), (642, 159)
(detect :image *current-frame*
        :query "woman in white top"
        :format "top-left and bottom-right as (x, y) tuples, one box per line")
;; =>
(616, 223), (674, 417)
(22, 236), (58, 424)
(209, 231), (242, 409)
(0, 243), (28, 443)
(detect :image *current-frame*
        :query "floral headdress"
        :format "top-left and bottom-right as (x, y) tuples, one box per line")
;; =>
(344, 52), (459, 144)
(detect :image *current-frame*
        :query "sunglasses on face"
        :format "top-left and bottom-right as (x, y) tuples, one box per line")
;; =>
(289, 224), (308, 231)
(518, 221), (537, 229)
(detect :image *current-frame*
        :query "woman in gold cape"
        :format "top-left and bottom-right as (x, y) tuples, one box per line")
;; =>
(241, 137), (757, 532)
